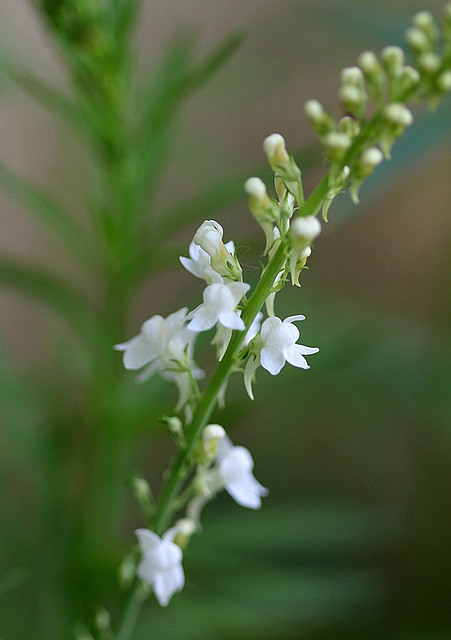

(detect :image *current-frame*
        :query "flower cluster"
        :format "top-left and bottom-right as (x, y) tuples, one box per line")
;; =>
(136, 427), (267, 606)
(304, 5), (451, 212)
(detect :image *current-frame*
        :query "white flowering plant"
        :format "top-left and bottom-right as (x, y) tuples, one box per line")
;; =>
(108, 5), (451, 632)
(1, 2), (451, 640)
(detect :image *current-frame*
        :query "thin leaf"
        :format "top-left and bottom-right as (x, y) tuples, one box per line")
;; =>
(0, 256), (98, 339)
(0, 160), (95, 267)
(0, 59), (85, 131)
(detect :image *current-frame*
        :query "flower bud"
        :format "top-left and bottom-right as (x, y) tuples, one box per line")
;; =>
(384, 103), (414, 127)
(290, 216), (321, 249)
(341, 66), (365, 87)
(412, 10), (439, 42)
(304, 99), (335, 136)
(173, 518), (196, 549)
(350, 147), (384, 204)
(323, 131), (352, 160)
(438, 70), (451, 92)
(359, 50), (381, 75)
(263, 134), (303, 204)
(405, 27), (429, 52)
(263, 133), (290, 169)
(245, 177), (280, 253)
(418, 52), (441, 74)
(338, 116), (360, 139)
(193, 220), (241, 280)
(397, 65), (421, 96)
(381, 46), (405, 75)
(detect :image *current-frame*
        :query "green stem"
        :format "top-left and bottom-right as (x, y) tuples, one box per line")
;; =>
(116, 583), (148, 640)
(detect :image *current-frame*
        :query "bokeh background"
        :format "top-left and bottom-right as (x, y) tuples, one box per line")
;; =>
(1, 1), (450, 638)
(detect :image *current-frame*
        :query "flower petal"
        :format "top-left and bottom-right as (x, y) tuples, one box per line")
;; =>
(153, 566), (184, 607)
(218, 310), (245, 331)
(226, 281), (251, 305)
(225, 473), (268, 509)
(187, 306), (217, 332)
(283, 344), (309, 369)
(135, 528), (160, 553)
(118, 334), (157, 370)
(260, 346), (286, 375)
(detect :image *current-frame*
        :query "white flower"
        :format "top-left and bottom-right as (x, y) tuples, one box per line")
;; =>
(216, 436), (268, 509)
(180, 239), (235, 284)
(187, 281), (250, 333)
(135, 527), (184, 607)
(192, 220), (241, 279)
(115, 308), (202, 412)
(115, 308), (191, 371)
(260, 315), (319, 375)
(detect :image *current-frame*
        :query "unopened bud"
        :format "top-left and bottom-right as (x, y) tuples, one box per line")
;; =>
(418, 52), (441, 73)
(263, 133), (289, 168)
(323, 131), (352, 160)
(384, 103), (414, 127)
(412, 11), (439, 42)
(398, 65), (421, 94)
(290, 216), (321, 248)
(244, 176), (267, 201)
(359, 50), (381, 75)
(304, 99), (335, 135)
(173, 518), (196, 549)
(341, 66), (365, 87)
(361, 147), (384, 169)
(95, 609), (111, 633)
(405, 27), (429, 52)
(381, 46), (405, 74)
(339, 85), (366, 116)
(338, 116), (360, 139)
(438, 70), (451, 92)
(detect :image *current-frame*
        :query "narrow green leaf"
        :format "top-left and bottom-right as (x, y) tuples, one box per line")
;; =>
(0, 256), (98, 339)
(0, 59), (85, 130)
(0, 160), (95, 267)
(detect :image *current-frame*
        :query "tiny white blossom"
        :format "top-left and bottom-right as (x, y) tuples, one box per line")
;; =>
(115, 308), (202, 412)
(187, 282), (250, 333)
(216, 436), (268, 509)
(115, 308), (190, 371)
(260, 315), (319, 375)
(135, 527), (184, 607)
(192, 220), (241, 279)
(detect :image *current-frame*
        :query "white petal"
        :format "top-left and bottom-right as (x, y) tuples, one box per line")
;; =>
(260, 346), (286, 375)
(120, 334), (158, 370)
(187, 306), (217, 332)
(218, 311), (245, 331)
(261, 316), (282, 342)
(179, 256), (202, 279)
(225, 473), (268, 509)
(153, 566), (184, 607)
(244, 354), (260, 400)
(135, 528), (161, 553)
(284, 314), (305, 324)
(295, 345), (320, 355)
(283, 345), (309, 369)
(226, 281), (251, 305)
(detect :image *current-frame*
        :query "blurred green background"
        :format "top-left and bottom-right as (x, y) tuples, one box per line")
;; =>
(0, 0), (450, 638)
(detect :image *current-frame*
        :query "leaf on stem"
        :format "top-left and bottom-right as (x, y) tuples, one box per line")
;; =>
(0, 255), (98, 338)
(0, 160), (95, 267)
